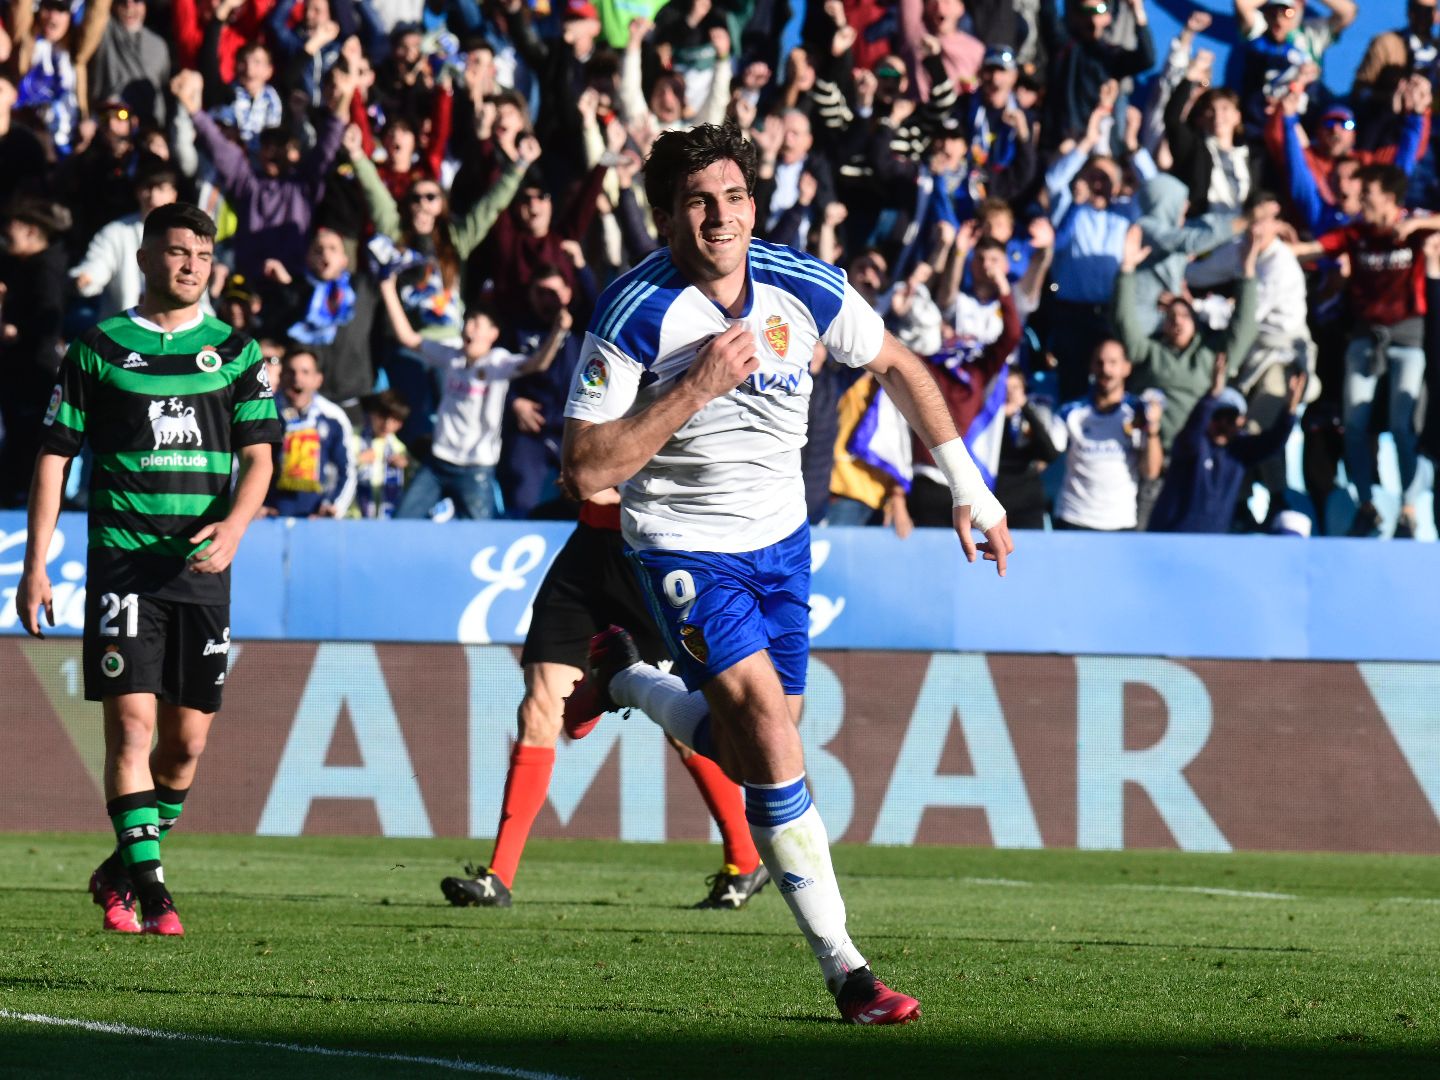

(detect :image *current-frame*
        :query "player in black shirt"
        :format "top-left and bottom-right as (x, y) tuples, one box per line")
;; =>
(16, 204), (282, 936)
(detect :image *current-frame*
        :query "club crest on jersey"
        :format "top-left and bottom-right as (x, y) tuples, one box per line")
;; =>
(43, 385), (62, 426)
(764, 315), (789, 358)
(196, 347), (223, 373)
(101, 647), (125, 678)
(573, 355), (608, 403)
(679, 623), (709, 663)
(148, 398), (203, 449)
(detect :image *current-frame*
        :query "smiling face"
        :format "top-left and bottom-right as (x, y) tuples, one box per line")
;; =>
(404, 181), (444, 233)
(137, 227), (214, 309)
(658, 158), (755, 290)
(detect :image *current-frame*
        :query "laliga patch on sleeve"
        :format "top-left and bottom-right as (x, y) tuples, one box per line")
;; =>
(43, 385), (62, 426)
(572, 355), (609, 404)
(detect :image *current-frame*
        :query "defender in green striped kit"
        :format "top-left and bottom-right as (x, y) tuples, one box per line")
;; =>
(16, 204), (281, 936)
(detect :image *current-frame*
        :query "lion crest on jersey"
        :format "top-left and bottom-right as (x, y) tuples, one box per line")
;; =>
(764, 315), (789, 358)
(148, 398), (203, 448)
(679, 623), (709, 663)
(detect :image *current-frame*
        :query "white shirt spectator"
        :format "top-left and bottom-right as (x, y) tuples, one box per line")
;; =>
(1049, 395), (1148, 530)
(419, 341), (529, 468)
(70, 214), (145, 318)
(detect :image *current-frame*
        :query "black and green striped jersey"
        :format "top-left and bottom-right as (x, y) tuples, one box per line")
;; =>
(41, 309), (283, 603)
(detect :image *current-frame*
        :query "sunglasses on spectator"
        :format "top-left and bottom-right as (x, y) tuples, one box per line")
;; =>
(875, 65), (904, 80)
(1324, 118), (1357, 131)
(1080, 2), (1109, 14)
(407, 190), (442, 204)
(1265, 5), (1297, 16)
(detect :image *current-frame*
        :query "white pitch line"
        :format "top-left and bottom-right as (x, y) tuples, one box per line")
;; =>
(0, 1011), (575, 1080)
(1108, 884), (1298, 901)
(953, 877), (1297, 901)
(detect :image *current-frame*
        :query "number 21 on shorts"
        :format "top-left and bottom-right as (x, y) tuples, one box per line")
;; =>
(662, 570), (697, 617)
(99, 592), (139, 637)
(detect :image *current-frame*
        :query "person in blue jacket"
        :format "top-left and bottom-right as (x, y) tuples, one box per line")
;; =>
(1149, 352), (1306, 534)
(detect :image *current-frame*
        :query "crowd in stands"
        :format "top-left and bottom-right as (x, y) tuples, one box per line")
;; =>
(2, 0), (1439, 537)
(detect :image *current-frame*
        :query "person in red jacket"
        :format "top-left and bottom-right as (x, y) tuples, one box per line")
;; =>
(1294, 163), (1440, 536)
(474, 163), (609, 318)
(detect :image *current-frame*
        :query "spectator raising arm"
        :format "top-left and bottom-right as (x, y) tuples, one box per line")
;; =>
(452, 135), (540, 260)
(1112, 225), (1158, 364)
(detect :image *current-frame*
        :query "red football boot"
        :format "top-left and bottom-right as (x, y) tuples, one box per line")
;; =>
(561, 625), (641, 740)
(835, 968), (922, 1026)
(89, 864), (141, 934)
(140, 894), (185, 937)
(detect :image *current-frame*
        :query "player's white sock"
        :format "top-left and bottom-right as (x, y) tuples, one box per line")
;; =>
(609, 664), (714, 756)
(745, 775), (866, 994)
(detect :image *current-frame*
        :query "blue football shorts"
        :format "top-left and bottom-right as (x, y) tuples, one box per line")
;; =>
(627, 523), (812, 696)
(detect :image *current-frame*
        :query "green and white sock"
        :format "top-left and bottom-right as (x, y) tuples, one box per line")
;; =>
(106, 791), (168, 908)
(156, 785), (189, 839)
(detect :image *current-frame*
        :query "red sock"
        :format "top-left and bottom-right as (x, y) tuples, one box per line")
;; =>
(682, 753), (759, 874)
(488, 744), (555, 888)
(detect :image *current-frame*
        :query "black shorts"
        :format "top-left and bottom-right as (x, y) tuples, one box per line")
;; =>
(521, 523), (667, 669)
(83, 588), (231, 712)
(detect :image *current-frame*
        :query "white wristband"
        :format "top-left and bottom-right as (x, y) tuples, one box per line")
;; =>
(931, 437), (1006, 533)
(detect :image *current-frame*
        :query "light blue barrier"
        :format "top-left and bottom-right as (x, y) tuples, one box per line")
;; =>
(2, 512), (1436, 661)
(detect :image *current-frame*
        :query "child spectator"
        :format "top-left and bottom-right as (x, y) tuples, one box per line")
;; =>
(352, 389), (412, 519)
(378, 277), (572, 519)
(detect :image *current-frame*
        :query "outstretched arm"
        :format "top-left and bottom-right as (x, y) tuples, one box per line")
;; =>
(376, 276), (423, 350)
(866, 332), (1013, 574)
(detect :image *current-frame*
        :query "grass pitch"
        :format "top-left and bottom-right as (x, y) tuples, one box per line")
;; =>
(1, 835), (1438, 1079)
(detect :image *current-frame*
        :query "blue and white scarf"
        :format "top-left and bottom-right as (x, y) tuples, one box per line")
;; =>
(287, 272), (357, 346)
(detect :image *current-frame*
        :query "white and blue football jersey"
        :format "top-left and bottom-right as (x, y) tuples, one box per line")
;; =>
(1049, 394), (1148, 530)
(564, 239), (885, 553)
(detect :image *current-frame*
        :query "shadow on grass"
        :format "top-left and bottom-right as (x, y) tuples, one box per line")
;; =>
(2, 1018), (1439, 1080)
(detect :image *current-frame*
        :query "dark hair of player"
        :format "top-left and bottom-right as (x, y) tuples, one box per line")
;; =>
(643, 123), (758, 216)
(141, 203), (217, 248)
